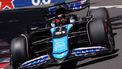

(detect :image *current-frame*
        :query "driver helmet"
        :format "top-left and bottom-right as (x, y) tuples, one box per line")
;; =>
(70, 16), (76, 23)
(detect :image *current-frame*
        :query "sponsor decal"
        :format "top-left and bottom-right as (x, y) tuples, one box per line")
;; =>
(21, 55), (50, 68)
(32, 0), (51, 6)
(72, 46), (105, 56)
(0, 0), (14, 10)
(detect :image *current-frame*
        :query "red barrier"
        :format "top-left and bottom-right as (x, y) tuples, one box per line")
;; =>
(0, 63), (9, 69)
(0, 40), (10, 69)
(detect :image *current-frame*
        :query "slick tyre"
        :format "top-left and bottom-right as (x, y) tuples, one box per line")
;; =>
(88, 20), (106, 45)
(89, 8), (115, 52)
(90, 8), (109, 20)
(10, 36), (29, 69)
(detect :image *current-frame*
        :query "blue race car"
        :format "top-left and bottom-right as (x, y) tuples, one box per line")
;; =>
(10, 0), (115, 69)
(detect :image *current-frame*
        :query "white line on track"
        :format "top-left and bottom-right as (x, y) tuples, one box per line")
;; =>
(90, 5), (122, 9)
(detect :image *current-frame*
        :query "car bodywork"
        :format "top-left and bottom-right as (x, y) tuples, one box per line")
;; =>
(10, 0), (115, 69)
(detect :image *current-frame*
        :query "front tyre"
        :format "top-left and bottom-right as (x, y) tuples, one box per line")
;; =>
(10, 36), (29, 69)
(89, 8), (115, 52)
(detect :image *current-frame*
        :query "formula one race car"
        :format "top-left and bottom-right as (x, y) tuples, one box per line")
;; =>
(10, 0), (115, 69)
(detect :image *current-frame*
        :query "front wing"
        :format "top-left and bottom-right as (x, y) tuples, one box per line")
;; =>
(19, 46), (109, 69)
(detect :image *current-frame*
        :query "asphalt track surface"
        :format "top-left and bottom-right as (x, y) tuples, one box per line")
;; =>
(6, 0), (122, 69)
